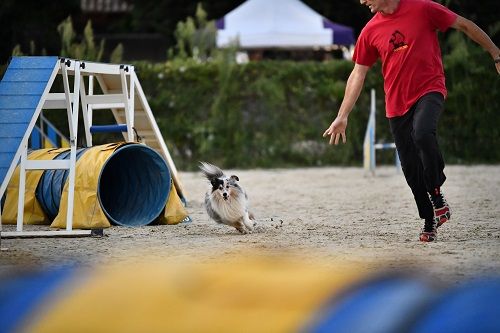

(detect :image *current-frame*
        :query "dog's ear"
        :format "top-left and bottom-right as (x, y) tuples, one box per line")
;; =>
(211, 178), (222, 188)
(230, 175), (239, 182)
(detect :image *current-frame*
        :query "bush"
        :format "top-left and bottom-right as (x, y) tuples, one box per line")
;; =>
(440, 31), (500, 163)
(135, 60), (381, 170)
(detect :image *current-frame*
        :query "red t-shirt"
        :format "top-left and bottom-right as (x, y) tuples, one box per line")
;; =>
(353, 0), (457, 117)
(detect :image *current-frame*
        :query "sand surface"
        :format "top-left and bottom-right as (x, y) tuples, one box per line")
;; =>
(1, 165), (499, 283)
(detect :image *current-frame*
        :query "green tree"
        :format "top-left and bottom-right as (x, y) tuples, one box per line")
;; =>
(57, 16), (123, 63)
(58, 16), (105, 61)
(110, 44), (125, 64)
(168, 3), (217, 62)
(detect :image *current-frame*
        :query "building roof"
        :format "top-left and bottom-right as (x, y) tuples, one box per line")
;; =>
(81, 0), (133, 13)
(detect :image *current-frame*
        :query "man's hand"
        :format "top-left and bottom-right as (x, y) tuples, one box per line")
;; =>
(322, 63), (369, 146)
(323, 116), (348, 145)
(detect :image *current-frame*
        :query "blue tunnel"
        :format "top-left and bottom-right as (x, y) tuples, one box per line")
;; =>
(35, 143), (171, 227)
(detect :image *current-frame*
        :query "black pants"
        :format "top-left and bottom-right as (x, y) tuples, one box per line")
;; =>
(389, 92), (446, 221)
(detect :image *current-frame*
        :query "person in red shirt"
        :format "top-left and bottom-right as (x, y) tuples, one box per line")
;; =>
(323, 0), (500, 242)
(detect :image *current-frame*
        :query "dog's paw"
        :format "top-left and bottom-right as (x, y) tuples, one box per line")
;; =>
(235, 226), (248, 234)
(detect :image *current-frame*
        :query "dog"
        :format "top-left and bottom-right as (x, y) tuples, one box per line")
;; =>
(199, 162), (254, 234)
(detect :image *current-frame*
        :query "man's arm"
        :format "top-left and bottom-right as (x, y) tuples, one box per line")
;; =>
(323, 63), (370, 145)
(451, 16), (500, 74)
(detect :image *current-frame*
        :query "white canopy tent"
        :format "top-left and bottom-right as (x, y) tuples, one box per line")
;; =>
(216, 0), (354, 49)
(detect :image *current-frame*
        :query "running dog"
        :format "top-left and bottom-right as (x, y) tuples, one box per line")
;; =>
(199, 162), (254, 234)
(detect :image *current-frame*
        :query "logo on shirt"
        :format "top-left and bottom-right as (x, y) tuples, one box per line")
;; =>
(389, 30), (408, 52)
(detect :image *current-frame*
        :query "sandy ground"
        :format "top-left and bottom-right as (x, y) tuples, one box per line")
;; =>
(1, 165), (499, 283)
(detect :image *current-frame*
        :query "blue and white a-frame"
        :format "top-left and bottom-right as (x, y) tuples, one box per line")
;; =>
(0, 56), (184, 239)
(0, 57), (88, 238)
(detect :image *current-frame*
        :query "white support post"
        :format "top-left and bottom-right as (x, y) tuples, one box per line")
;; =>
(66, 148), (76, 231)
(129, 66), (135, 140)
(363, 89), (376, 176)
(395, 151), (401, 171)
(120, 66), (134, 142)
(16, 144), (28, 232)
(0, 201), (8, 249)
(369, 89), (376, 174)
(88, 76), (94, 144)
(0, 206), (3, 250)
(64, 61), (81, 231)
(62, 61), (75, 141)
(80, 74), (94, 147)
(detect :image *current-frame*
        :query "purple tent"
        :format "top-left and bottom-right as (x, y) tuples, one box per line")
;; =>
(322, 19), (355, 46)
(216, 0), (355, 49)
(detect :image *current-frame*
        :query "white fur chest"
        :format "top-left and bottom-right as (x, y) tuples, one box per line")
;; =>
(207, 190), (247, 222)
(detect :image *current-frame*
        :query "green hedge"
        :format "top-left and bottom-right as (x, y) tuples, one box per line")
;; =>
(439, 32), (500, 164)
(135, 60), (383, 170)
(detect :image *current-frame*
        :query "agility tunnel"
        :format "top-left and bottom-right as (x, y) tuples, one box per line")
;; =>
(2, 142), (188, 228)
(0, 257), (499, 333)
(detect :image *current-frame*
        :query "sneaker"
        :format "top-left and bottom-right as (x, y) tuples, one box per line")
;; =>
(429, 188), (451, 228)
(419, 218), (437, 242)
(419, 230), (437, 242)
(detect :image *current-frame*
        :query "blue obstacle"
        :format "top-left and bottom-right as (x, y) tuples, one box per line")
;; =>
(34, 144), (171, 227)
(0, 56), (59, 198)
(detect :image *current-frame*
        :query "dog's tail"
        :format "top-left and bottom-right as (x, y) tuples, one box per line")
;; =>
(199, 161), (224, 181)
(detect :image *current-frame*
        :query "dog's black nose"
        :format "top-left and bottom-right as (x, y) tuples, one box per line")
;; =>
(223, 193), (228, 197)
